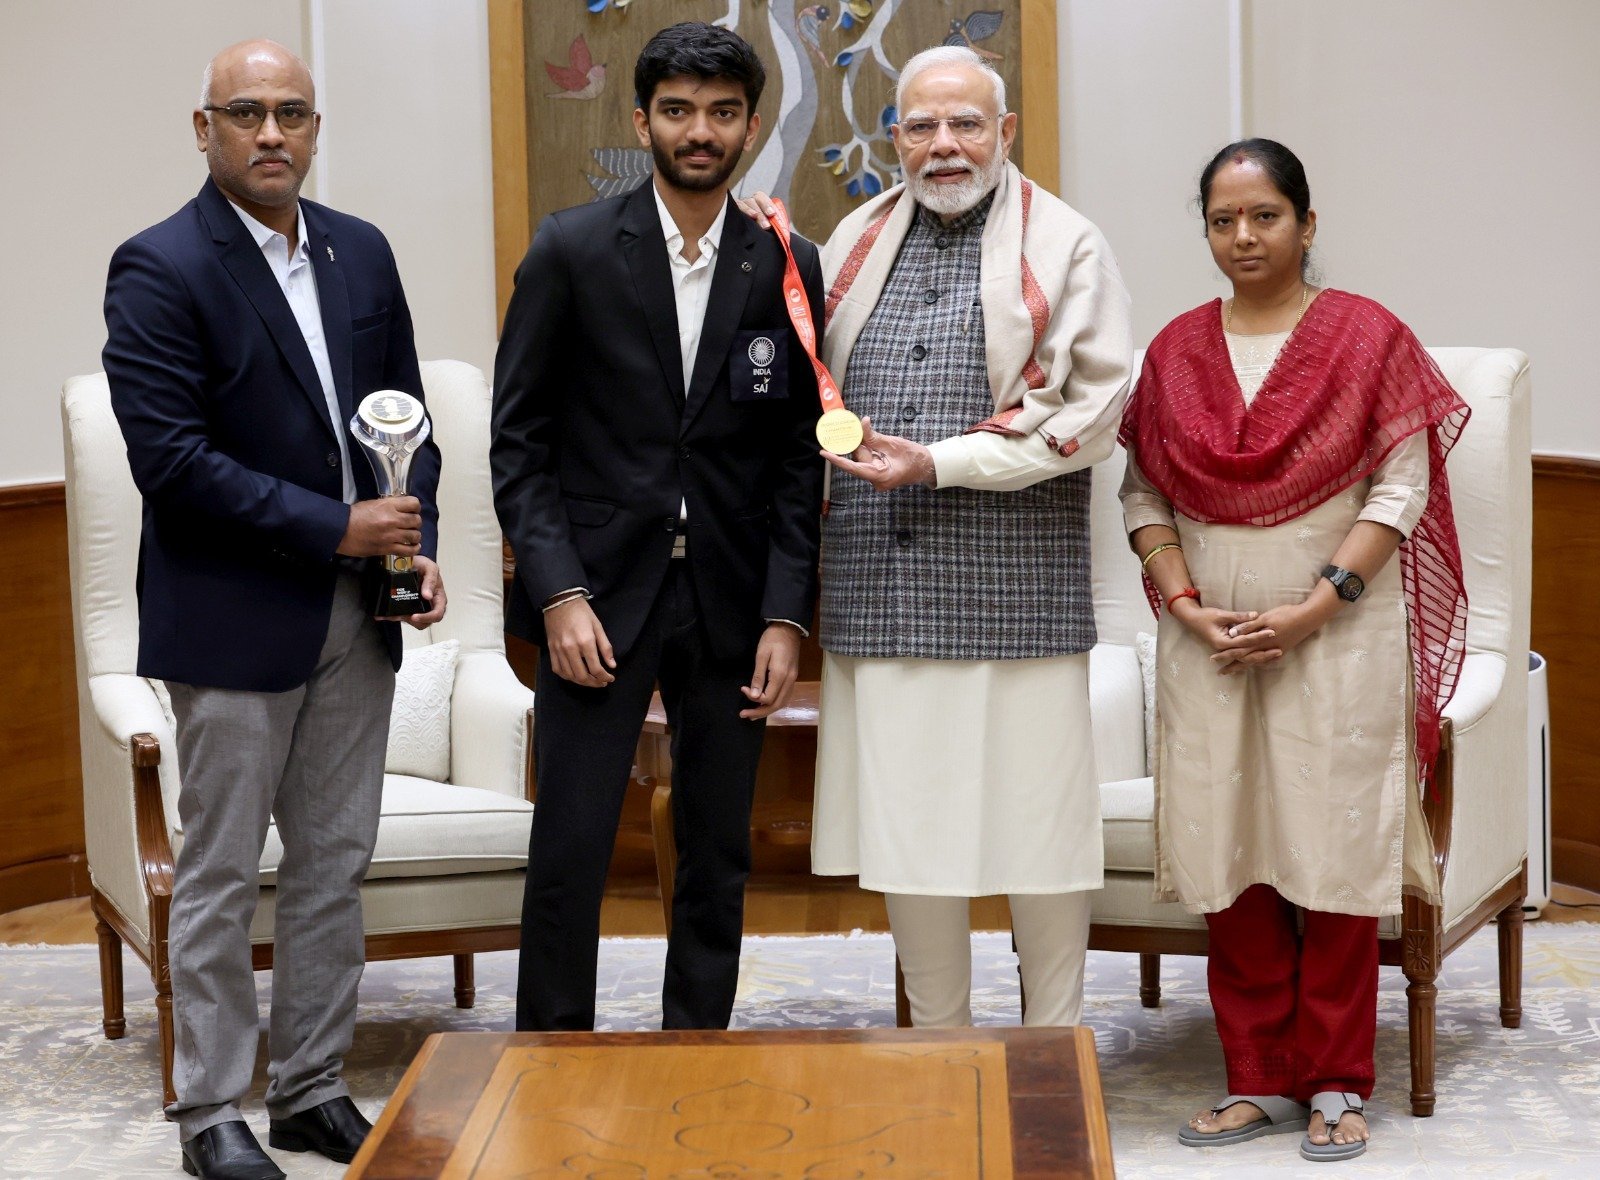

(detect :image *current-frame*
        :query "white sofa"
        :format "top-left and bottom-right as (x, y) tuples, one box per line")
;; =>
(1081, 347), (1532, 1117)
(62, 360), (534, 1105)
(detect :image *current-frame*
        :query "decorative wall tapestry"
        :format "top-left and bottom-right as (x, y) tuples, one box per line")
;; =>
(520, 0), (1027, 244)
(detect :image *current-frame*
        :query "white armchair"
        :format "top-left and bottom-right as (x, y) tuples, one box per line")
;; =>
(1083, 347), (1532, 1118)
(62, 360), (534, 1105)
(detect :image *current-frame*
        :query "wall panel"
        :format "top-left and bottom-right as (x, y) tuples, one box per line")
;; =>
(0, 485), (86, 912)
(1534, 457), (1600, 892)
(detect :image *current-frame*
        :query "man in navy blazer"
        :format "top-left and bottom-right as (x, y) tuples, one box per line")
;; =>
(102, 40), (442, 1180)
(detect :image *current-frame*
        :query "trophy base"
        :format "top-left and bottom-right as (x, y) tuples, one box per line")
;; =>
(371, 567), (428, 618)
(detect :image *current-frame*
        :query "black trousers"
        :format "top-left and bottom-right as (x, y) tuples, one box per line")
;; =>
(516, 562), (767, 1030)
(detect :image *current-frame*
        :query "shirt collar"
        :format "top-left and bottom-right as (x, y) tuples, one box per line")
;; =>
(228, 199), (310, 261)
(653, 181), (727, 260)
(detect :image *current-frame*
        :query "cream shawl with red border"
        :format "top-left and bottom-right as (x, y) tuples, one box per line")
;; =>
(820, 161), (1131, 457)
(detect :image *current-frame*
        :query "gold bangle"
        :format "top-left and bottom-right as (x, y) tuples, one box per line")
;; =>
(1141, 542), (1181, 570)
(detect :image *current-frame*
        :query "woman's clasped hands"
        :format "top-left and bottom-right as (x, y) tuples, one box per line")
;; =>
(1167, 600), (1275, 676)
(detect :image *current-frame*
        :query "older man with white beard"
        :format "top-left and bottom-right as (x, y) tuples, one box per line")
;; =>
(762, 45), (1133, 1028)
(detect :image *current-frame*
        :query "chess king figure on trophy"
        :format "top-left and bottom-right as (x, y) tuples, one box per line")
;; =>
(351, 390), (432, 617)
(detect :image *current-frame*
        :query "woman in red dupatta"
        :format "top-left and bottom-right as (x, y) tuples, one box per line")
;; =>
(1118, 140), (1468, 1163)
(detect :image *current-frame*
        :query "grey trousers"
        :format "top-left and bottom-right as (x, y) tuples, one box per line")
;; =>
(164, 574), (393, 1140)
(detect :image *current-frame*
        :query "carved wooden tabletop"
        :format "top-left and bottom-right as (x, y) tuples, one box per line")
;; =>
(349, 1027), (1113, 1179)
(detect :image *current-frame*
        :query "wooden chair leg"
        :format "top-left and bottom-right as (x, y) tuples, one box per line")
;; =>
(93, 908), (126, 1039)
(1497, 899), (1525, 1029)
(453, 953), (476, 1009)
(1403, 965), (1438, 1117)
(156, 972), (177, 1109)
(1139, 953), (1162, 1008)
(894, 956), (911, 1028)
(650, 781), (677, 935)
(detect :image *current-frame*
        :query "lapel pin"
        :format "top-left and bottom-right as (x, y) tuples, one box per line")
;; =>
(326, 245), (335, 262)
(740, 261), (752, 272)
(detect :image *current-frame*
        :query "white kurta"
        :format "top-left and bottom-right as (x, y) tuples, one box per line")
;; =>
(812, 650), (1100, 895)
(812, 432), (1109, 897)
(1121, 328), (1440, 917)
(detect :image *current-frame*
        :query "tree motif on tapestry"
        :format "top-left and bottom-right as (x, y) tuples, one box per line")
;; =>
(522, 0), (1023, 243)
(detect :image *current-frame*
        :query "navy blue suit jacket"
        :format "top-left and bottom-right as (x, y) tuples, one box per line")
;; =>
(102, 177), (441, 691)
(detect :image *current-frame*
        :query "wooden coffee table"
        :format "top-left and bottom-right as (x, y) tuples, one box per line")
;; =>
(349, 1027), (1113, 1178)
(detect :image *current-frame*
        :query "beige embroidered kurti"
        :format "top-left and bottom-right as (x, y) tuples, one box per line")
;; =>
(1120, 328), (1440, 917)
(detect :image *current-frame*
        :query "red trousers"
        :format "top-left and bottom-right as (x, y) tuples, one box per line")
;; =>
(1204, 883), (1379, 1102)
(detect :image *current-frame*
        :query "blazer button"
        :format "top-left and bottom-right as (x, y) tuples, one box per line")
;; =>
(326, 451), (338, 467)
(923, 289), (939, 304)
(900, 405), (919, 423)
(910, 344), (927, 361)
(896, 529), (914, 547)
(935, 235), (950, 250)
(664, 517), (678, 532)
(679, 445), (692, 460)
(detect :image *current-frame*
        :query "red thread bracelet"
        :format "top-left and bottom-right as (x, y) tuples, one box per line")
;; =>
(1166, 587), (1201, 611)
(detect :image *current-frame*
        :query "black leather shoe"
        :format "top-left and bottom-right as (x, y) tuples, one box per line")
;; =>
(268, 1095), (373, 1164)
(179, 1121), (286, 1180)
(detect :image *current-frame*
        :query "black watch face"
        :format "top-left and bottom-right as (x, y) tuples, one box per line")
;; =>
(1338, 572), (1365, 602)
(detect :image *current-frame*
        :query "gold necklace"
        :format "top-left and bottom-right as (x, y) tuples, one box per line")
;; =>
(1227, 283), (1311, 332)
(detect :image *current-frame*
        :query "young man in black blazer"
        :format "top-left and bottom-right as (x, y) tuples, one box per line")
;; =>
(492, 22), (824, 1031)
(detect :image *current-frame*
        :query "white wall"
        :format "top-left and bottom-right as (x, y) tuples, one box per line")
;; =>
(1058, 0), (1236, 346)
(1057, 0), (1600, 458)
(0, 2), (305, 486)
(0, 0), (498, 486)
(312, 0), (498, 386)
(1249, 0), (1600, 458)
(1, 1), (1595, 487)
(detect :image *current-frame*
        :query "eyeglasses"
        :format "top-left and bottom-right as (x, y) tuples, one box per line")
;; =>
(898, 115), (991, 146)
(203, 102), (315, 131)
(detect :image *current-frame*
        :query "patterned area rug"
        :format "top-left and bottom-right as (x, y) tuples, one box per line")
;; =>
(2, 922), (1597, 1178)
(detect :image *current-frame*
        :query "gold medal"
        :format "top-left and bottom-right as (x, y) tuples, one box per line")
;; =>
(816, 408), (864, 456)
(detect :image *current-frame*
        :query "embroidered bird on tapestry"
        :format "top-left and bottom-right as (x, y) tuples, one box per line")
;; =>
(797, 5), (832, 68)
(546, 35), (607, 101)
(944, 10), (1005, 61)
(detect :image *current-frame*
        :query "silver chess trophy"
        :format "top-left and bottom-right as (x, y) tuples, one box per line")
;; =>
(350, 390), (432, 617)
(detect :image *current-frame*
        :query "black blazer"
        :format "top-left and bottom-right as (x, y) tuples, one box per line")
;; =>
(492, 182), (824, 663)
(102, 177), (440, 691)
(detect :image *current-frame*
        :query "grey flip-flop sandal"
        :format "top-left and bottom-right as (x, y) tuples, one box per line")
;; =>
(1178, 1094), (1311, 1147)
(1300, 1091), (1369, 1161)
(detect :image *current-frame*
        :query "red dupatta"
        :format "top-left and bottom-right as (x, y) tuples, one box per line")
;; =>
(1118, 289), (1470, 785)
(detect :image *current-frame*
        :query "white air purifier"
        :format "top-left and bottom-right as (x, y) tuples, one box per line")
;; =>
(1525, 652), (1552, 914)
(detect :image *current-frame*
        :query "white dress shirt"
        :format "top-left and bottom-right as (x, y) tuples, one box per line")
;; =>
(655, 182), (727, 525)
(228, 200), (356, 504)
(654, 181), (727, 394)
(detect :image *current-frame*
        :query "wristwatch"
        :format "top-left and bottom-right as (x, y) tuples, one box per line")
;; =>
(1321, 564), (1366, 603)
